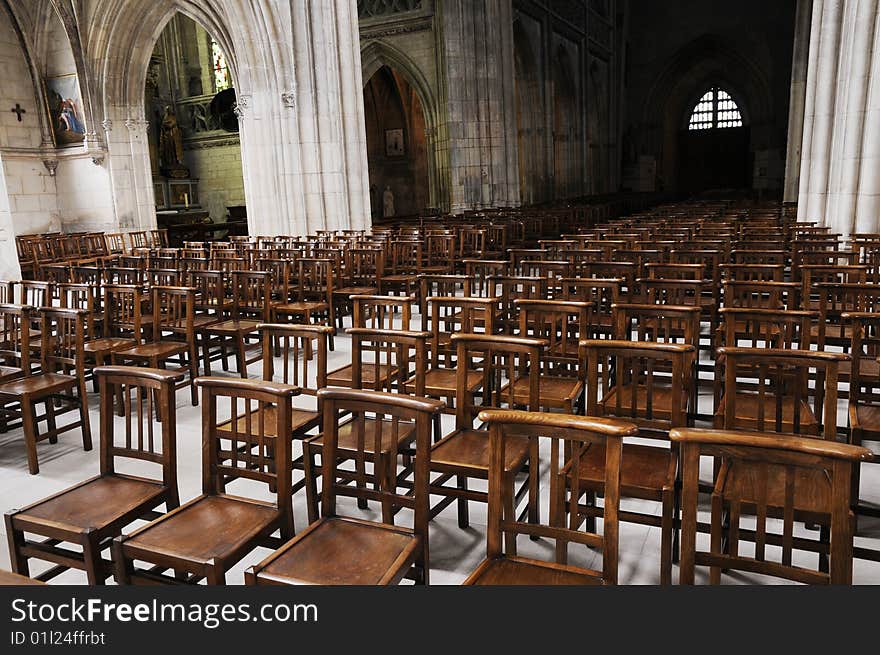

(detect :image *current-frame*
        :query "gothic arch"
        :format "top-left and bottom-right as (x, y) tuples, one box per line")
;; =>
(643, 35), (772, 192)
(360, 40), (445, 212)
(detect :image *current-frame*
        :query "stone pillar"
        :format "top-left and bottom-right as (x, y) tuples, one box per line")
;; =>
(0, 154), (23, 280)
(797, 0), (880, 235)
(783, 0), (813, 202)
(438, 0), (521, 211)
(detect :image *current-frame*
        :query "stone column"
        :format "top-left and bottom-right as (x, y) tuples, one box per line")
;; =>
(0, 154), (23, 280)
(783, 0), (813, 202)
(437, 0), (521, 211)
(796, 0), (880, 235)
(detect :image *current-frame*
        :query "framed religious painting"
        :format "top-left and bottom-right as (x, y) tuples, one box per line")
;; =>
(385, 128), (405, 158)
(45, 74), (86, 147)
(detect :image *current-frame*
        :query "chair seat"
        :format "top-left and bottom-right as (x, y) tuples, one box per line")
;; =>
(464, 556), (603, 585)
(116, 342), (188, 360)
(84, 337), (136, 355)
(11, 474), (167, 536)
(431, 428), (530, 474)
(308, 417), (415, 454)
(851, 403), (880, 441)
(599, 384), (687, 421)
(573, 442), (676, 497)
(274, 301), (328, 314)
(839, 357), (879, 380)
(121, 495), (278, 566)
(716, 392), (817, 434)
(0, 372), (76, 397)
(219, 405), (320, 437)
(327, 363), (397, 388)
(252, 517), (419, 585)
(0, 569), (44, 585)
(381, 274), (418, 284)
(204, 319), (262, 335)
(505, 375), (584, 407)
(0, 365), (24, 383)
(717, 459), (832, 517)
(191, 315), (222, 328)
(406, 367), (482, 396)
(334, 286), (378, 297)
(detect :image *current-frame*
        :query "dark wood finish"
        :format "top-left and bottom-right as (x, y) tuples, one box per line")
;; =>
(113, 376), (299, 585)
(5, 365), (182, 583)
(462, 410), (637, 585)
(674, 427), (872, 585)
(246, 389), (444, 585)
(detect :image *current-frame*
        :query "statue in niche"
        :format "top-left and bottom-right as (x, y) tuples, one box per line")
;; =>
(382, 185), (395, 218)
(159, 105), (189, 177)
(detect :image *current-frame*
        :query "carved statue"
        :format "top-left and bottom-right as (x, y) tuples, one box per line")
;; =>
(382, 185), (395, 218)
(159, 105), (187, 176)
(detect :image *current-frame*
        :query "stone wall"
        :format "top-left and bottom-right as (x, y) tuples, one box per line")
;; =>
(182, 142), (245, 222)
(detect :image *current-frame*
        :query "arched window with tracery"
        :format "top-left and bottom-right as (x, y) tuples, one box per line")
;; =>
(687, 87), (743, 130)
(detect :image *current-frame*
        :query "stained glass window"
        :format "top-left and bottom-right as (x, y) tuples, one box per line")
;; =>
(688, 87), (743, 130)
(211, 39), (231, 92)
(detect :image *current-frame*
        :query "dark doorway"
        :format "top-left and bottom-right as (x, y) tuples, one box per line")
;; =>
(678, 126), (751, 193)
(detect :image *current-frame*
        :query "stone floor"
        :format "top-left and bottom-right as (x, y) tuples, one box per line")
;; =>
(1, 320), (879, 585)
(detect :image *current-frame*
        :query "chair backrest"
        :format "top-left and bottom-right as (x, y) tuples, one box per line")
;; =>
(716, 307), (814, 350)
(258, 323), (333, 397)
(16, 280), (54, 308)
(347, 327), (430, 394)
(231, 270), (271, 320)
(476, 409), (638, 585)
(351, 294), (413, 331)
(722, 280), (800, 310)
(95, 365), (184, 485)
(487, 275), (546, 334)
(844, 311), (880, 409)
(152, 286), (195, 342)
(451, 333), (545, 430)
(815, 283), (880, 348)
(719, 263), (785, 282)
(515, 298), (592, 368)
(195, 377), (299, 520)
(715, 347), (848, 439)
(317, 388), (445, 583)
(39, 307), (88, 374)
(103, 284), (146, 342)
(418, 275), (471, 330)
(579, 339), (695, 438)
(0, 303), (32, 375)
(296, 258), (334, 306)
(673, 427), (873, 585)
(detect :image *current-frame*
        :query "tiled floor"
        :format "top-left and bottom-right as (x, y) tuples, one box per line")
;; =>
(1, 323), (879, 585)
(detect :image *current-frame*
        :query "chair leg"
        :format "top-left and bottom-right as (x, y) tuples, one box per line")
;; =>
(5, 513), (29, 576)
(660, 491), (673, 585)
(21, 398), (40, 475)
(235, 334), (247, 378)
(527, 438), (540, 531)
(112, 537), (132, 585)
(304, 444), (320, 524)
(45, 397), (58, 444)
(709, 493), (723, 584)
(78, 381), (92, 452)
(206, 564), (226, 585)
(82, 530), (104, 585)
(456, 475), (469, 529)
(188, 344), (199, 406)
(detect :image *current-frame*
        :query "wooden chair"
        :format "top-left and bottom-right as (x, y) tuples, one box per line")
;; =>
(675, 427), (872, 584)
(842, 311), (880, 560)
(462, 410), (637, 585)
(305, 327), (432, 520)
(576, 339), (695, 584)
(187, 270), (228, 373)
(5, 366), (183, 583)
(510, 299), (591, 412)
(216, 323), (333, 497)
(560, 277), (622, 340)
(333, 246), (384, 328)
(112, 376), (299, 585)
(272, 258), (336, 349)
(406, 297), (497, 410)
(0, 308), (93, 474)
(202, 270), (271, 377)
(326, 295), (413, 387)
(245, 389), (444, 585)
(429, 333), (544, 537)
(0, 304), (32, 389)
(487, 275), (546, 334)
(126, 231), (149, 252)
(113, 286), (200, 407)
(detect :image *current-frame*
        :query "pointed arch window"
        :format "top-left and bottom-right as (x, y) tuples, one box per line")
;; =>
(211, 39), (231, 92)
(687, 87), (743, 130)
